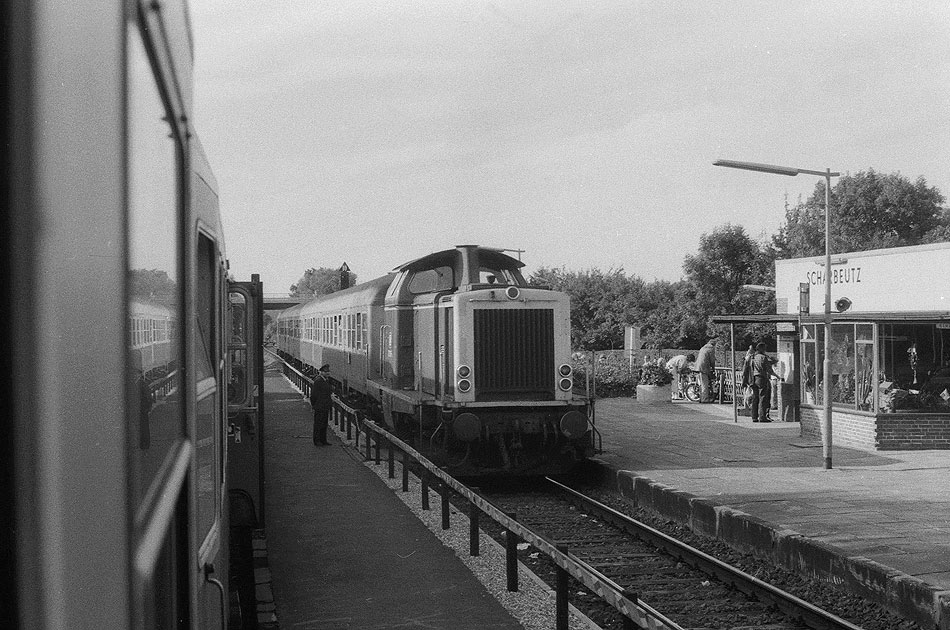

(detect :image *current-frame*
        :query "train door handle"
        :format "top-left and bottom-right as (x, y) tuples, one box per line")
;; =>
(203, 562), (227, 629)
(228, 423), (242, 443)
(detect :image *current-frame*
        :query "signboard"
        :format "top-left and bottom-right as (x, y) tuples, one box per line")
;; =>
(774, 242), (950, 315)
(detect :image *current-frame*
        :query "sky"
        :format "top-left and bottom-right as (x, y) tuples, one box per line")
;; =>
(190, 1), (950, 296)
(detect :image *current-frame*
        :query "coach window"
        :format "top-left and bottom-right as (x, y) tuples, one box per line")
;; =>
(127, 23), (183, 513)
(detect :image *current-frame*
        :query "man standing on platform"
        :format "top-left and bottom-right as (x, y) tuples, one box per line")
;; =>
(750, 343), (780, 422)
(695, 339), (717, 402)
(310, 364), (332, 445)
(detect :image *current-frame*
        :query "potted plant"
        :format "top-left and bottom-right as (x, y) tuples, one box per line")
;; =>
(636, 362), (673, 403)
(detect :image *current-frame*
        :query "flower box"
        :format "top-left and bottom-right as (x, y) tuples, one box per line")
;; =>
(636, 383), (672, 403)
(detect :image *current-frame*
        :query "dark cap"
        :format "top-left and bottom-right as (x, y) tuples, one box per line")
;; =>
(319, 364), (330, 372)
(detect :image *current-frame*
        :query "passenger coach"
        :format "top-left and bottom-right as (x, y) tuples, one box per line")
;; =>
(3, 1), (265, 628)
(278, 245), (594, 476)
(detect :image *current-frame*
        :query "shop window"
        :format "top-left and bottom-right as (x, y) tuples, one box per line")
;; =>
(829, 324), (855, 407)
(879, 323), (950, 413)
(800, 324), (823, 406)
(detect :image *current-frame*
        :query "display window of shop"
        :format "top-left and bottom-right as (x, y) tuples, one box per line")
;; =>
(800, 321), (950, 414)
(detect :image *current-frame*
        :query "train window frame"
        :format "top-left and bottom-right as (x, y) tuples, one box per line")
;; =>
(194, 229), (223, 556)
(127, 16), (188, 540)
(126, 11), (193, 629)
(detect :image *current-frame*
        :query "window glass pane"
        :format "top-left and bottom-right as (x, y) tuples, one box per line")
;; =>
(409, 266), (454, 293)
(800, 325), (820, 405)
(228, 292), (249, 406)
(856, 341), (874, 411)
(815, 324), (825, 406)
(879, 323), (950, 413)
(127, 26), (182, 510)
(830, 324), (855, 407)
(195, 235), (219, 536)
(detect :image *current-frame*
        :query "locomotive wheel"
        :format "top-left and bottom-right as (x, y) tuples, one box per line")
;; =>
(684, 382), (701, 402)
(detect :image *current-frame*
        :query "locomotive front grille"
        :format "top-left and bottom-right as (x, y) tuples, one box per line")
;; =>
(473, 308), (555, 400)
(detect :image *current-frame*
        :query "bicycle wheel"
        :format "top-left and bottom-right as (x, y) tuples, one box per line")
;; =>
(684, 382), (701, 402)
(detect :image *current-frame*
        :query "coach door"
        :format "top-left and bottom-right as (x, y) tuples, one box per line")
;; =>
(227, 276), (265, 529)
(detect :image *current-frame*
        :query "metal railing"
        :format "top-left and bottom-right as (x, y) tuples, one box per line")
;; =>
(271, 350), (681, 630)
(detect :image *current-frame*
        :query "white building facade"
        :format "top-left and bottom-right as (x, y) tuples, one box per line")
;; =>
(774, 242), (950, 449)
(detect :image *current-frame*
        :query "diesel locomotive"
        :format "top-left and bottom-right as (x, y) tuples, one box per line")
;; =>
(277, 245), (595, 476)
(3, 1), (265, 628)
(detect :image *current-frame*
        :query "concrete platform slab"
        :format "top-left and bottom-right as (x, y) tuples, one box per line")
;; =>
(262, 373), (523, 630)
(593, 397), (950, 628)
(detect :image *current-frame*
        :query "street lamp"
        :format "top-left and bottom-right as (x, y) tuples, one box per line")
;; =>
(714, 159), (840, 470)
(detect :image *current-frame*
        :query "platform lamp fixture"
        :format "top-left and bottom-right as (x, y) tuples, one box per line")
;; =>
(714, 160), (840, 470)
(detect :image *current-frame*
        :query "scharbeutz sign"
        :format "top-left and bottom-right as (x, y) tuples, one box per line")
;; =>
(774, 242), (950, 314)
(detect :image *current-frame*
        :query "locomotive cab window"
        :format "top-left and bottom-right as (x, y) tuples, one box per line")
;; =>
(478, 267), (517, 285)
(408, 265), (455, 294)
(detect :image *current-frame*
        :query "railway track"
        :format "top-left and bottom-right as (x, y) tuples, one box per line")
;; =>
(477, 478), (867, 630)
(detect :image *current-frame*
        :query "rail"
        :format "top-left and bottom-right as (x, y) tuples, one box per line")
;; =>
(269, 350), (679, 630)
(548, 478), (866, 630)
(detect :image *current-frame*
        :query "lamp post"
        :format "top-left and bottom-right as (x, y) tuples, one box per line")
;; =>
(714, 160), (840, 469)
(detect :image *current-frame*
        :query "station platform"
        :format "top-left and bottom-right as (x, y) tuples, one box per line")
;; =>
(261, 372), (522, 630)
(592, 397), (950, 629)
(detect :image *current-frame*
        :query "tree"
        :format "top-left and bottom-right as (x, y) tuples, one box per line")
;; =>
(289, 267), (358, 298)
(529, 267), (645, 350)
(683, 224), (776, 348)
(773, 170), (947, 258)
(129, 268), (177, 306)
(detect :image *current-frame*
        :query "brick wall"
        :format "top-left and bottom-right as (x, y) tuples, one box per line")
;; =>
(801, 407), (950, 450)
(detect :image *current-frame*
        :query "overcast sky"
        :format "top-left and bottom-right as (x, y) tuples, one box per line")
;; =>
(190, 1), (950, 295)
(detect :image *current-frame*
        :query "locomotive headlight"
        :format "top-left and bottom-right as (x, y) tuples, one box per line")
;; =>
(457, 364), (471, 378)
(505, 286), (520, 300)
(457, 379), (472, 393)
(558, 377), (573, 392)
(558, 363), (572, 377)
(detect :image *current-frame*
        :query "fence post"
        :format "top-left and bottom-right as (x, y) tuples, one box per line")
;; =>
(374, 435), (381, 464)
(401, 449), (409, 492)
(555, 544), (569, 630)
(421, 473), (430, 510)
(440, 483), (450, 530)
(354, 413), (360, 449)
(346, 412), (352, 441)
(388, 441), (395, 479)
(505, 512), (518, 592)
(469, 501), (479, 556)
(364, 425), (372, 461)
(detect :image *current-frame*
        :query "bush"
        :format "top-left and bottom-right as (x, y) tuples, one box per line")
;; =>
(572, 352), (638, 398)
(638, 362), (672, 386)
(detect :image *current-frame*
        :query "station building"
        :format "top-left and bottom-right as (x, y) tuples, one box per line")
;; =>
(772, 242), (950, 450)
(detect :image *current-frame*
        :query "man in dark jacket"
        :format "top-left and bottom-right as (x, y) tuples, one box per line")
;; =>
(750, 343), (780, 422)
(309, 364), (332, 445)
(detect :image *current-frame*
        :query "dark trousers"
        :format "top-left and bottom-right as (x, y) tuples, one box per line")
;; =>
(313, 407), (329, 444)
(750, 375), (771, 421)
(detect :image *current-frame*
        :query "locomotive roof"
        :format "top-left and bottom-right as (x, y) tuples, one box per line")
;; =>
(392, 246), (524, 272)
